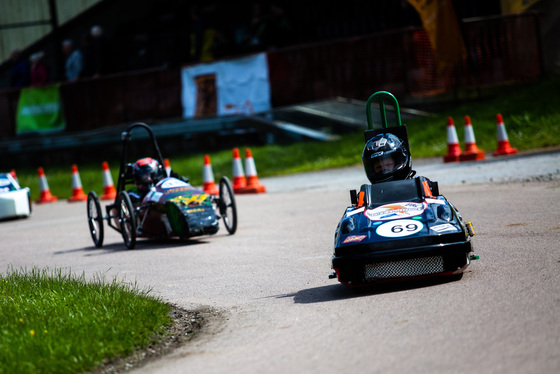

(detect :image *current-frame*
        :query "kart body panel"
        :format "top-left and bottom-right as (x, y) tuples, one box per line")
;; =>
(0, 173), (31, 220)
(135, 177), (219, 238)
(332, 178), (473, 287)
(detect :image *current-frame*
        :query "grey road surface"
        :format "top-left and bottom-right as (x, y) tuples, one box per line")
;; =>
(1, 150), (559, 374)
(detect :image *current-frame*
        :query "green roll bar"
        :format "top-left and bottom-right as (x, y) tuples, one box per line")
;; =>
(365, 91), (402, 130)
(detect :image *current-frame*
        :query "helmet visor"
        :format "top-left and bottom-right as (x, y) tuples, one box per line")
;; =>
(364, 149), (408, 182)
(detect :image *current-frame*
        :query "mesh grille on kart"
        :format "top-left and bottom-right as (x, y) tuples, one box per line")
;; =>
(363, 256), (444, 280)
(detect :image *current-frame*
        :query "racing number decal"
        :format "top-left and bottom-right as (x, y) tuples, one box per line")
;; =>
(376, 219), (423, 238)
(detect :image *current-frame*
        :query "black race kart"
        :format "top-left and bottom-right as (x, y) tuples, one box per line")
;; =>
(86, 122), (237, 249)
(330, 92), (477, 287)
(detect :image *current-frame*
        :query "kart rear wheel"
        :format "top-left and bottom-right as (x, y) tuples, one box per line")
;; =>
(117, 191), (137, 249)
(87, 191), (104, 248)
(218, 176), (237, 234)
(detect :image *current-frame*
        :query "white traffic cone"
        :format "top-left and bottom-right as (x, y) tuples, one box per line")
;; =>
(202, 154), (219, 195)
(238, 148), (266, 194)
(231, 148), (246, 193)
(68, 164), (88, 202)
(36, 167), (58, 203)
(101, 161), (116, 200)
(459, 115), (486, 162)
(164, 158), (172, 177)
(443, 116), (462, 163)
(493, 113), (518, 156)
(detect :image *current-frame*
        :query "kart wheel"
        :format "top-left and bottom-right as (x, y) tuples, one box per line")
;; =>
(117, 191), (137, 249)
(87, 191), (104, 248)
(218, 176), (237, 234)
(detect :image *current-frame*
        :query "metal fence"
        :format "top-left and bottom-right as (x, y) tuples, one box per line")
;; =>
(0, 12), (542, 140)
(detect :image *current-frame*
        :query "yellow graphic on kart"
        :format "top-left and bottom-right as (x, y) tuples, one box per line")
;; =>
(170, 193), (211, 207)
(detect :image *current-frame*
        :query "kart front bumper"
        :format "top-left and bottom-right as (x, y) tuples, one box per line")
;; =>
(332, 240), (472, 287)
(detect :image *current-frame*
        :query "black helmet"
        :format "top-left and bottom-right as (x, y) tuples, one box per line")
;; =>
(132, 157), (161, 191)
(362, 133), (411, 184)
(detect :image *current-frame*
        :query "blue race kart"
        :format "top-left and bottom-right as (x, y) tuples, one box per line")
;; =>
(330, 92), (477, 287)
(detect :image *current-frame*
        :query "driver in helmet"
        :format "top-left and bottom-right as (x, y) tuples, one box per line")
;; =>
(129, 157), (163, 202)
(361, 132), (440, 200)
(362, 133), (413, 184)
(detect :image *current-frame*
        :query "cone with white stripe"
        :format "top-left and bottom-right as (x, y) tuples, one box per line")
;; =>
(459, 115), (486, 162)
(238, 148), (266, 194)
(202, 154), (219, 195)
(443, 116), (462, 163)
(36, 167), (58, 203)
(68, 164), (88, 202)
(101, 161), (117, 200)
(493, 113), (518, 156)
(164, 158), (172, 177)
(9, 169), (18, 182)
(232, 148), (247, 193)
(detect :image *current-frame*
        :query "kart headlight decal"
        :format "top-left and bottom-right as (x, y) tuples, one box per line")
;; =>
(341, 216), (357, 234)
(437, 204), (452, 221)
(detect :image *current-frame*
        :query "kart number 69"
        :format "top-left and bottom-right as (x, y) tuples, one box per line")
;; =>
(376, 219), (423, 238)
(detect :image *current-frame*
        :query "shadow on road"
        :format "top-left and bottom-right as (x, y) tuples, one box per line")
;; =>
(279, 275), (463, 304)
(54, 238), (209, 255)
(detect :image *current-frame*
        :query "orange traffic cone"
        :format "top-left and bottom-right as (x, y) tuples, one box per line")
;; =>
(68, 164), (88, 202)
(164, 158), (172, 177)
(36, 167), (58, 204)
(443, 116), (462, 163)
(101, 161), (117, 200)
(493, 113), (518, 157)
(232, 148), (247, 193)
(237, 148), (266, 194)
(459, 115), (486, 162)
(9, 169), (18, 182)
(202, 154), (219, 195)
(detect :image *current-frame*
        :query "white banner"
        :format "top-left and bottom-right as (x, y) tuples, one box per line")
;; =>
(181, 53), (271, 118)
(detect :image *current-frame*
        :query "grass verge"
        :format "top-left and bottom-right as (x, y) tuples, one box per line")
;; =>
(0, 267), (179, 374)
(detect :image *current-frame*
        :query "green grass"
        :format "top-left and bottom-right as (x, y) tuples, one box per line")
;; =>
(12, 74), (560, 201)
(0, 267), (172, 374)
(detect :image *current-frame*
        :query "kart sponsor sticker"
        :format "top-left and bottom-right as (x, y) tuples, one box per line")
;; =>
(170, 194), (209, 206)
(148, 191), (163, 202)
(345, 207), (364, 218)
(159, 178), (190, 189)
(342, 235), (367, 244)
(187, 208), (206, 213)
(365, 202), (427, 221)
(425, 198), (445, 205)
(431, 223), (459, 233)
(376, 219), (424, 238)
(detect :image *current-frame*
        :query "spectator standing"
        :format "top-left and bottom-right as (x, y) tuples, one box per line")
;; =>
(257, 4), (293, 49)
(188, 5), (218, 62)
(90, 25), (113, 76)
(80, 33), (95, 78)
(9, 49), (30, 88)
(62, 39), (83, 81)
(29, 51), (49, 86)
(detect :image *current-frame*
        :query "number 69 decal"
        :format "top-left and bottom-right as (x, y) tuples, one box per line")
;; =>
(376, 219), (423, 238)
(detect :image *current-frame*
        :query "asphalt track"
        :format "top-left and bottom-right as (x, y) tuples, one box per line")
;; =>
(1, 150), (559, 374)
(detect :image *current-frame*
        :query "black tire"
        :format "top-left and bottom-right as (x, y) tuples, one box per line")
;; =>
(218, 176), (237, 234)
(87, 191), (104, 248)
(117, 191), (137, 249)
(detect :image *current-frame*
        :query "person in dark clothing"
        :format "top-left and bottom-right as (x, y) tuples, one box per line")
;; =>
(9, 49), (30, 88)
(80, 33), (95, 78)
(90, 25), (113, 77)
(29, 51), (49, 86)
